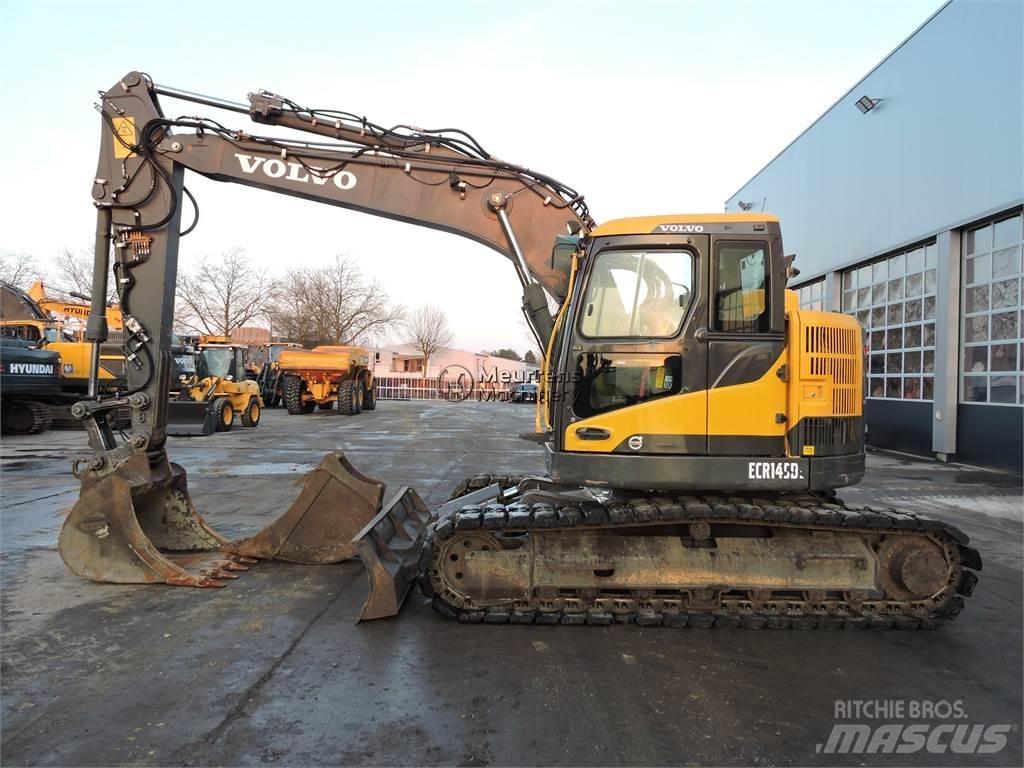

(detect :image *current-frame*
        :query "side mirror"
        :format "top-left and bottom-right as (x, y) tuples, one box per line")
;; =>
(551, 234), (580, 274)
(784, 253), (801, 280)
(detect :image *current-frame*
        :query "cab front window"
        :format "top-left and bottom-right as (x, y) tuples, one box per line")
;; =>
(580, 250), (694, 338)
(198, 348), (234, 379)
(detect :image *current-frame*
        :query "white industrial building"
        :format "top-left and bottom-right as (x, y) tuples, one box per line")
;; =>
(726, 0), (1023, 469)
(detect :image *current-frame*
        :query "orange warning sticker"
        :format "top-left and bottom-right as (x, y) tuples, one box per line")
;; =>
(112, 116), (136, 158)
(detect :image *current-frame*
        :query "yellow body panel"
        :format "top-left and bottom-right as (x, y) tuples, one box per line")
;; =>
(184, 377), (261, 412)
(278, 345), (369, 373)
(49, 341), (121, 383)
(706, 353), (788, 439)
(563, 390), (708, 452)
(591, 213), (779, 237)
(787, 299), (863, 424)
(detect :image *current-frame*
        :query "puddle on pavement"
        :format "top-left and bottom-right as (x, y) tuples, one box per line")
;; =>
(201, 462), (315, 476)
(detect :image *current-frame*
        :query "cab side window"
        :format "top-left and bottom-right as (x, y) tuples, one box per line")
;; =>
(714, 243), (769, 333)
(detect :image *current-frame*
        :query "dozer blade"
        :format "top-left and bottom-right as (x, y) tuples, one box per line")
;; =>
(59, 449), (247, 587)
(351, 487), (431, 622)
(166, 400), (216, 436)
(223, 452), (385, 564)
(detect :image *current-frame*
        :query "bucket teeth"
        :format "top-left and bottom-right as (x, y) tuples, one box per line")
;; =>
(204, 568), (240, 580)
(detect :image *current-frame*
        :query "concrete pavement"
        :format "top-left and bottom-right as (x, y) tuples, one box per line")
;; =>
(1, 401), (1021, 766)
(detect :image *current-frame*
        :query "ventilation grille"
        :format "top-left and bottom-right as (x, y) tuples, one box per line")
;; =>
(795, 416), (863, 457)
(803, 324), (860, 417)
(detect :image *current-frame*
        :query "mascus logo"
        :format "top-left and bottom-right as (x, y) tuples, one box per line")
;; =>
(657, 224), (704, 233)
(235, 153), (357, 191)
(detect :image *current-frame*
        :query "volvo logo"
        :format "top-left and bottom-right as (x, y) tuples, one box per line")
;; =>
(657, 224), (704, 233)
(627, 435), (643, 451)
(235, 153), (357, 190)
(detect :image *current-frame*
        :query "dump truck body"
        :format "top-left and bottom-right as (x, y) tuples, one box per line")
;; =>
(278, 345), (377, 415)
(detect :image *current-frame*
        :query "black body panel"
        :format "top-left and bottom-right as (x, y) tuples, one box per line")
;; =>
(546, 443), (864, 492)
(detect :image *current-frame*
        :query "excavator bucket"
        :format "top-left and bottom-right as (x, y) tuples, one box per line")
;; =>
(166, 400), (216, 436)
(351, 487), (431, 622)
(224, 452), (385, 564)
(59, 449), (387, 586)
(59, 450), (246, 586)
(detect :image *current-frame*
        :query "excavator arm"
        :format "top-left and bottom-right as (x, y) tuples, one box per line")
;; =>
(60, 71), (589, 599)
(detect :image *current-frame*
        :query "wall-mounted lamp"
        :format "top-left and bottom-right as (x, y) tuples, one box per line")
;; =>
(855, 95), (880, 114)
(738, 200), (754, 211)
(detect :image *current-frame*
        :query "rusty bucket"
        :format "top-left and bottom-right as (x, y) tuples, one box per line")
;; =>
(223, 452), (384, 564)
(59, 449), (385, 587)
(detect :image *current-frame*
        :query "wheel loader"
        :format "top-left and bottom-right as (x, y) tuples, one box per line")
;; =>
(168, 336), (263, 435)
(57, 72), (980, 629)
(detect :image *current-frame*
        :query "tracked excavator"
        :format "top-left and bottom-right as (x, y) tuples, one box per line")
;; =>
(59, 72), (980, 629)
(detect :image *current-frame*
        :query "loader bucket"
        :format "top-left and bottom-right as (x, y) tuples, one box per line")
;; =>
(223, 452), (385, 564)
(59, 450), (251, 587)
(166, 400), (215, 436)
(351, 487), (431, 622)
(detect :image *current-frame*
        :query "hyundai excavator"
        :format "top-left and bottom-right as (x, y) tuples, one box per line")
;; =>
(58, 72), (980, 629)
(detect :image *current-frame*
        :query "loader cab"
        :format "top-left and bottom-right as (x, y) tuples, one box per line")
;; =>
(197, 345), (247, 382)
(547, 213), (789, 490)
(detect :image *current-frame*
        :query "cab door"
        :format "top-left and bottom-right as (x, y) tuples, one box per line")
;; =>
(553, 234), (710, 456)
(705, 237), (788, 456)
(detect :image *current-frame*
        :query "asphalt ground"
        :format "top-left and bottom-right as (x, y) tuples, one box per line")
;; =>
(1, 401), (1021, 767)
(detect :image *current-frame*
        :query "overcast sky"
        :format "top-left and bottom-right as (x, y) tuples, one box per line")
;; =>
(1, 0), (944, 354)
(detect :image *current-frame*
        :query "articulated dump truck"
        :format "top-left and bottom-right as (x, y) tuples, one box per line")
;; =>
(58, 72), (981, 629)
(277, 345), (377, 415)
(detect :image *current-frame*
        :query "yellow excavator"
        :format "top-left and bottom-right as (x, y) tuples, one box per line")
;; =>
(58, 73), (980, 628)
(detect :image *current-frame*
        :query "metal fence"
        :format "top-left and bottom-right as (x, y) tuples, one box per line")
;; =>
(375, 376), (514, 402)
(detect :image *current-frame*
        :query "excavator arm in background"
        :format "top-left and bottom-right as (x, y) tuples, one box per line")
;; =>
(59, 72), (587, 607)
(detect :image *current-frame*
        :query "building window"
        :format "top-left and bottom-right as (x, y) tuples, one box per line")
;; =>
(795, 278), (826, 310)
(960, 211), (1024, 406)
(841, 242), (937, 401)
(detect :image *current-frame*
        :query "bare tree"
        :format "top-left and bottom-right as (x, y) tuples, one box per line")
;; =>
(50, 247), (119, 304)
(268, 255), (404, 346)
(404, 304), (453, 378)
(0, 251), (45, 289)
(175, 248), (275, 336)
(269, 269), (319, 345)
